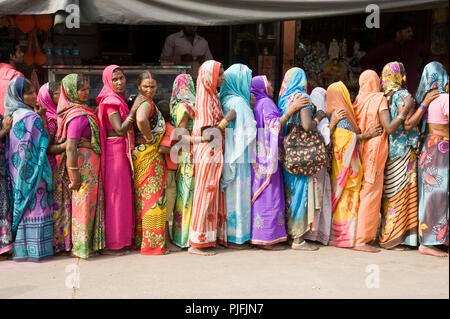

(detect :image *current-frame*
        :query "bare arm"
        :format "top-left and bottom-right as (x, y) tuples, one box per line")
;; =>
(404, 90), (441, 131)
(0, 117), (13, 139)
(136, 103), (153, 142)
(379, 108), (409, 135)
(66, 138), (81, 191)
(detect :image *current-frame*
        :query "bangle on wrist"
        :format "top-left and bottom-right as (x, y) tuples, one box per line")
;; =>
(67, 166), (79, 171)
(218, 118), (229, 129)
(282, 114), (290, 122)
(419, 104), (427, 112)
(398, 113), (406, 121)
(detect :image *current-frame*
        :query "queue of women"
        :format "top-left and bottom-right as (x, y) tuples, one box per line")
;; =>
(0, 59), (448, 262)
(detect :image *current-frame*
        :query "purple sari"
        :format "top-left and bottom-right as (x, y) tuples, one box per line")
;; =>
(250, 76), (287, 245)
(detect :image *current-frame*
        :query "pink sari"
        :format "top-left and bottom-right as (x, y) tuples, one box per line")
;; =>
(96, 65), (135, 250)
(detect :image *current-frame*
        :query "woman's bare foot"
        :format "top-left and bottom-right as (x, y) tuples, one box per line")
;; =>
(188, 247), (216, 256)
(389, 245), (413, 251)
(227, 242), (251, 250)
(419, 244), (449, 257)
(353, 244), (381, 253)
(100, 249), (127, 256)
(258, 244), (286, 251)
(165, 241), (182, 252)
(291, 239), (319, 251)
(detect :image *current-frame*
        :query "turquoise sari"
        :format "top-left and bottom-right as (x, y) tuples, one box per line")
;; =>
(219, 64), (257, 244)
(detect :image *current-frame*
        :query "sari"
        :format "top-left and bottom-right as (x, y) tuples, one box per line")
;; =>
(379, 62), (419, 249)
(170, 74), (196, 248)
(353, 70), (389, 246)
(189, 60), (227, 248)
(132, 98), (167, 255)
(303, 87), (332, 245)
(416, 62), (449, 246)
(97, 65), (134, 250)
(37, 83), (71, 253)
(220, 64), (257, 244)
(0, 115), (13, 254)
(5, 77), (54, 261)
(56, 74), (105, 259)
(326, 81), (363, 248)
(250, 75), (287, 245)
(278, 68), (314, 240)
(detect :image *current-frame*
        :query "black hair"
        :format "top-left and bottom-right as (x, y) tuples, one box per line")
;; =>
(157, 100), (170, 122)
(22, 78), (34, 94)
(1, 39), (20, 63)
(137, 71), (153, 86)
(393, 17), (412, 34)
(48, 81), (60, 96)
(76, 74), (88, 90)
(112, 67), (123, 75)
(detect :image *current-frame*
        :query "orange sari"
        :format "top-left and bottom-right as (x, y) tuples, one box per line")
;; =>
(353, 70), (389, 246)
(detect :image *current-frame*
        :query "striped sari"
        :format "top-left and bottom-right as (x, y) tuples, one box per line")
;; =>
(132, 101), (167, 255)
(189, 60), (227, 248)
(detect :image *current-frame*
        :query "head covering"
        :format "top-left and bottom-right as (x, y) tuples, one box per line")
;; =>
(4, 77), (32, 118)
(96, 65), (127, 106)
(37, 82), (57, 122)
(381, 61), (406, 95)
(415, 61), (448, 104)
(354, 70), (387, 130)
(193, 60), (222, 136)
(278, 67), (311, 115)
(219, 63), (252, 105)
(169, 73), (196, 120)
(250, 75), (270, 101)
(326, 81), (361, 134)
(310, 87), (330, 145)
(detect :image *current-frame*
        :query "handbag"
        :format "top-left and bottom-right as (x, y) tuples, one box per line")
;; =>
(283, 111), (329, 176)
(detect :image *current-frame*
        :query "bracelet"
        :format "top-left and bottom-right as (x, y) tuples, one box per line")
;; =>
(126, 116), (134, 123)
(67, 166), (79, 171)
(218, 119), (229, 129)
(282, 114), (290, 122)
(419, 104), (427, 112)
(398, 113), (407, 121)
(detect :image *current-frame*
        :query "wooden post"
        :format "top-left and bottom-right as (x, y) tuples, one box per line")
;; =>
(282, 20), (296, 78)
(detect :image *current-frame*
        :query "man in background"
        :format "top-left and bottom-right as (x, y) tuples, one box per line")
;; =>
(360, 17), (430, 95)
(0, 40), (24, 116)
(160, 26), (213, 80)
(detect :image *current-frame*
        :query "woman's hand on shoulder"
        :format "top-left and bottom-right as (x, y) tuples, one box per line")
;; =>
(1, 117), (13, 133)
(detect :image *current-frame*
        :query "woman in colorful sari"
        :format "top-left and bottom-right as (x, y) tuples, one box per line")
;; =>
(132, 71), (168, 255)
(170, 73), (196, 248)
(250, 75), (306, 249)
(37, 82), (72, 254)
(5, 77), (54, 262)
(303, 87), (333, 246)
(0, 115), (13, 257)
(56, 74), (105, 259)
(97, 65), (139, 255)
(415, 62), (449, 257)
(378, 61), (439, 250)
(219, 64), (257, 248)
(352, 70), (389, 253)
(278, 67), (328, 251)
(326, 81), (382, 248)
(189, 60), (234, 256)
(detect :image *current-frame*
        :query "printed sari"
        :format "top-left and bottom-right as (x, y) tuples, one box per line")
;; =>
(56, 74), (105, 259)
(416, 62), (449, 246)
(170, 74), (196, 248)
(326, 81), (363, 248)
(353, 70), (389, 246)
(189, 60), (227, 248)
(379, 62), (419, 249)
(0, 115), (13, 254)
(278, 68), (313, 240)
(220, 64), (257, 244)
(97, 65), (135, 251)
(250, 75), (287, 245)
(5, 77), (54, 261)
(132, 99), (167, 255)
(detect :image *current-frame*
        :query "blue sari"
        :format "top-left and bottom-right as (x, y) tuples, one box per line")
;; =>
(278, 68), (314, 240)
(219, 64), (257, 244)
(5, 78), (54, 261)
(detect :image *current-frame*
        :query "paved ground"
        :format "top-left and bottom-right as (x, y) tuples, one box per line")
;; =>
(0, 244), (448, 299)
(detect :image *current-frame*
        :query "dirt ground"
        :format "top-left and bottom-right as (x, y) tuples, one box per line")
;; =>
(0, 244), (448, 299)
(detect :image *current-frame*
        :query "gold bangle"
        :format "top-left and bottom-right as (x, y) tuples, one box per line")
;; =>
(218, 119), (228, 129)
(67, 166), (79, 171)
(282, 114), (290, 122)
(126, 116), (134, 123)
